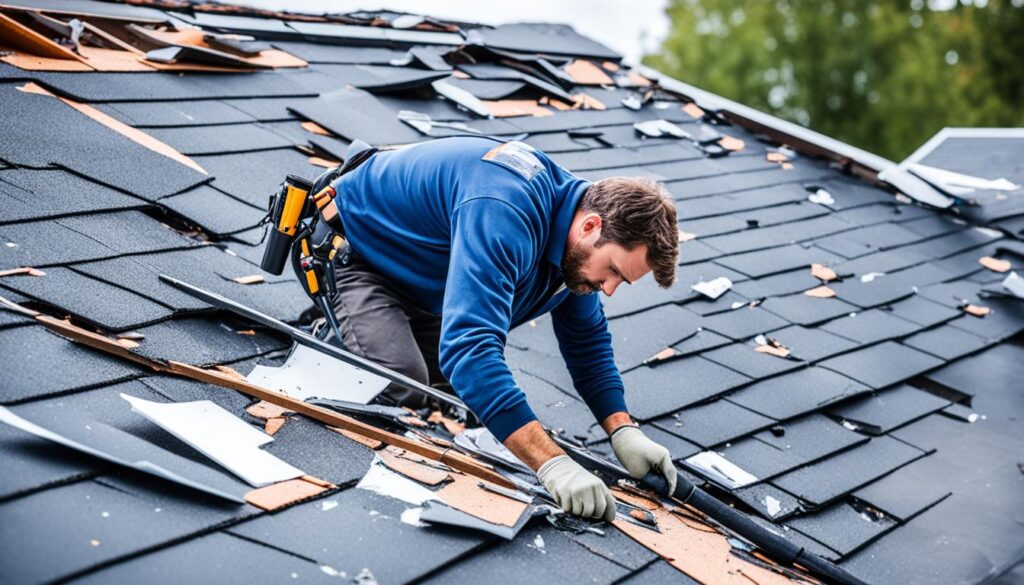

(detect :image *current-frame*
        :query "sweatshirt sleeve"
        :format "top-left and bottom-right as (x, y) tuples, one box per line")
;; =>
(551, 293), (628, 423)
(438, 197), (539, 442)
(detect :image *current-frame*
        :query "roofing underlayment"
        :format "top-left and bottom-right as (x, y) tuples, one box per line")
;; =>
(0, 2), (1023, 584)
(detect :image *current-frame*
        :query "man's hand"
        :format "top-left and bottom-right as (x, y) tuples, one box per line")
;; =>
(537, 455), (616, 521)
(610, 425), (678, 495)
(502, 420), (615, 521)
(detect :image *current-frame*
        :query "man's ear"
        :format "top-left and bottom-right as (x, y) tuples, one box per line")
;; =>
(580, 212), (602, 238)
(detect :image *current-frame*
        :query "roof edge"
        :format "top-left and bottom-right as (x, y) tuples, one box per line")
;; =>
(637, 65), (957, 208)
(901, 127), (1024, 166)
(637, 65), (897, 172)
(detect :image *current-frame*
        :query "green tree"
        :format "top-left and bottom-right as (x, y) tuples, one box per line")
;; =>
(644, 0), (1024, 161)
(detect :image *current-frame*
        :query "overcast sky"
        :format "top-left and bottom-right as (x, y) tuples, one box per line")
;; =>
(220, 0), (671, 64)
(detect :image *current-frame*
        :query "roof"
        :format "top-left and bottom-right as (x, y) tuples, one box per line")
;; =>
(1, 2), (1023, 584)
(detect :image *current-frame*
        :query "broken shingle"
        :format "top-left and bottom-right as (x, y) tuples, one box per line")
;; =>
(72, 532), (340, 584)
(760, 292), (860, 326)
(827, 273), (918, 309)
(718, 414), (867, 482)
(159, 184), (266, 237)
(230, 488), (491, 584)
(146, 123), (292, 156)
(763, 324), (858, 362)
(820, 309), (921, 345)
(922, 343), (1022, 400)
(884, 295), (962, 328)
(785, 499), (898, 559)
(128, 316), (288, 367)
(120, 394), (302, 487)
(96, 100), (256, 128)
(819, 342), (944, 390)
(606, 304), (703, 370)
(0, 83), (207, 200)
(772, 436), (928, 508)
(697, 305), (789, 341)
(419, 524), (630, 585)
(0, 267), (173, 332)
(902, 325), (990, 361)
(732, 481), (803, 521)
(652, 398), (774, 448)
(826, 384), (951, 435)
(0, 417), (105, 501)
(0, 326), (142, 404)
(852, 456), (952, 521)
(713, 244), (844, 279)
(291, 87), (427, 146)
(0, 404), (248, 502)
(726, 367), (870, 421)
(0, 478), (242, 584)
(0, 168), (143, 224)
(621, 356), (751, 421)
(477, 23), (621, 60)
(700, 341), (807, 379)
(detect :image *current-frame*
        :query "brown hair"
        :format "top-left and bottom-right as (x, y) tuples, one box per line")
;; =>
(580, 177), (678, 288)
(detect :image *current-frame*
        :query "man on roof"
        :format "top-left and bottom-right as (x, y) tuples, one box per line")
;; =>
(316, 136), (680, 521)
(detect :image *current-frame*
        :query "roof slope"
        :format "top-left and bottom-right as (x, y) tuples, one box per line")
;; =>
(1, 2), (1023, 584)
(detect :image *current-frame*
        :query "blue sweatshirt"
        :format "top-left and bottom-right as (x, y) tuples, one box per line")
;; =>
(334, 137), (628, 441)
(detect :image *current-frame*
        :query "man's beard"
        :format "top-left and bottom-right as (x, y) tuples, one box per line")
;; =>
(562, 241), (600, 295)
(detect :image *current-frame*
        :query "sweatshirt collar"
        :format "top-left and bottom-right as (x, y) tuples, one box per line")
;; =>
(545, 179), (589, 267)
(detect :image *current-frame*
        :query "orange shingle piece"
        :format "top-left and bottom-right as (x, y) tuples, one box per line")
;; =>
(612, 489), (798, 584)
(378, 446), (452, 486)
(682, 103), (705, 118)
(804, 285), (837, 298)
(481, 99), (553, 118)
(564, 59), (614, 85)
(978, 256), (1010, 273)
(719, 135), (746, 152)
(17, 82), (208, 175)
(435, 475), (530, 527)
(810, 263), (838, 282)
(245, 476), (333, 511)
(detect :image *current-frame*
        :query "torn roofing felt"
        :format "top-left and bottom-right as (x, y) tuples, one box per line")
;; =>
(0, 1), (1023, 584)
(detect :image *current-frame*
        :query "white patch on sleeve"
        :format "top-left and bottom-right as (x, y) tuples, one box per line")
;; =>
(482, 141), (544, 181)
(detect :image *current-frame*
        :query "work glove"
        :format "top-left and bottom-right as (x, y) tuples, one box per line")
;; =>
(537, 455), (616, 522)
(610, 425), (678, 496)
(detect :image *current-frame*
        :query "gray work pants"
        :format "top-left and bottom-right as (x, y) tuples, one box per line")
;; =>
(326, 253), (451, 409)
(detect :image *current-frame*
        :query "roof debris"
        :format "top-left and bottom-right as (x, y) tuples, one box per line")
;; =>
(245, 476), (333, 511)
(810, 263), (838, 282)
(245, 343), (390, 404)
(563, 59), (614, 85)
(683, 451), (757, 489)
(682, 102), (705, 118)
(754, 334), (792, 358)
(16, 82), (207, 175)
(962, 303), (991, 318)
(717, 134), (745, 152)
(978, 256), (1011, 273)
(804, 285), (837, 298)
(232, 274), (265, 284)
(691, 276), (733, 300)
(1002, 271), (1024, 298)
(808, 189), (835, 206)
(0, 267), (46, 277)
(634, 119), (690, 139)
(121, 393), (305, 486)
